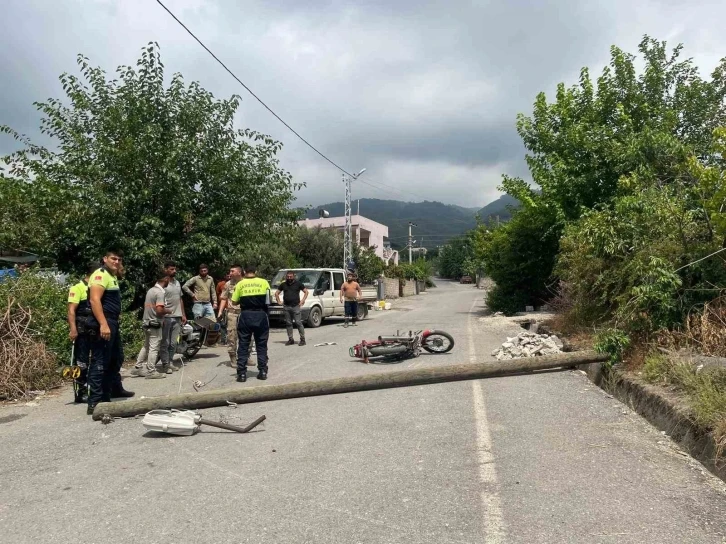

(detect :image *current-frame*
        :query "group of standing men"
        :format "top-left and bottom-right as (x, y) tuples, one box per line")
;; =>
(67, 253), (276, 414)
(68, 254), (364, 414)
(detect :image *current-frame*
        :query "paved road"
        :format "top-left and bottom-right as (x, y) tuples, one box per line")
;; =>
(1, 281), (725, 543)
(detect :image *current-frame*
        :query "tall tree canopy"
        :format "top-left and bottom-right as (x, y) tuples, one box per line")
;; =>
(0, 43), (302, 284)
(504, 36), (726, 221)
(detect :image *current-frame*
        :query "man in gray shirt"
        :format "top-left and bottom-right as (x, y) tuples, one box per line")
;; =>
(160, 261), (187, 372)
(183, 263), (217, 320)
(131, 271), (171, 378)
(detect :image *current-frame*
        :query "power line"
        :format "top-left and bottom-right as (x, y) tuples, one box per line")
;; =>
(154, 0), (355, 178)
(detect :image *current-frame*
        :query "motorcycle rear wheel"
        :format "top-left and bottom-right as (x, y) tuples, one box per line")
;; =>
(422, 331), (454, 354)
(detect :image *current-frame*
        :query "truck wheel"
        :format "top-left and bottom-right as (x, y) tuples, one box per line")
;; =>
(307, 306), (323, 328)
(356, 304), (368, 321)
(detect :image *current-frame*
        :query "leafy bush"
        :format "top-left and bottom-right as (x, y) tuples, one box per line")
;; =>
(481, 206), (561, 313)
(0, 270), (71, 362)
(594, 328), (631, 367)
(557, 186), (726, 335)
(437, 236), (476, 279)
(355, 246), (385, 284)
(485, 285), (529, 316)
(386, 259), (432, 281)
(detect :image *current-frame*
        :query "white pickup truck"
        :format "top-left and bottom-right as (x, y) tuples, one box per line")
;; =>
(267, 268), (377, 328)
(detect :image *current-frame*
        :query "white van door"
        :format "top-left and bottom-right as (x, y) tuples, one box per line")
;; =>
(331, 271), (345, 316)
(315, 271), (335, 317)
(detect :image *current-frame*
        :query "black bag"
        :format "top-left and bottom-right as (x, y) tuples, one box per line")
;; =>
(144, 319), (163, 329)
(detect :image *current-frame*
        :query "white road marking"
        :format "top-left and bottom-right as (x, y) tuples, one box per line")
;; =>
(469, 297), (506, 543)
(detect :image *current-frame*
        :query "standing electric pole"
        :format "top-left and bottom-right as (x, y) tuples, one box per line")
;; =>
(342, 168), (367, 271)
(408, 221), (417, 263)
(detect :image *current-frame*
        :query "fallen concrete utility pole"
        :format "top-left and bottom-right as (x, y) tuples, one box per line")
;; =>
(93, 351), (607, 420)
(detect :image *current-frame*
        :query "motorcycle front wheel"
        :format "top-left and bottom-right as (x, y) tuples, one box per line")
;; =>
(422, 331), (454, 354)
(184, 344), (201, 359)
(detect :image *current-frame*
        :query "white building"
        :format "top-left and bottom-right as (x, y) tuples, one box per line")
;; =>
(298, 215), (399, 266)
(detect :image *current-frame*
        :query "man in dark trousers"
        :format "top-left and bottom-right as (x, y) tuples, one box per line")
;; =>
(67, 263), (97, 403)
(231, 264), (271, 382)
(275, 270), (308, 346)
(86, 249), (134, 414)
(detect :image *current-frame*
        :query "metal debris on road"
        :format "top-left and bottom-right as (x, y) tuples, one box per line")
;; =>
(192, 373), (217, 392)
(141, 410), (266, 436)
(314, 342), (337, 347)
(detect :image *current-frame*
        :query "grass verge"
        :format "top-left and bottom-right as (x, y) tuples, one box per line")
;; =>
(643, 353), (726, 461)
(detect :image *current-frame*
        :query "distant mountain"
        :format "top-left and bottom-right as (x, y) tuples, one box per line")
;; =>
(476, 194), (521, 222)
(303, 199), (477, 249)
(300, 196), (523, 250)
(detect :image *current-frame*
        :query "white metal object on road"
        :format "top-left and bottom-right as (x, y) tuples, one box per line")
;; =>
(142, 410), (198, 435)
(141, 409), (267, 436)
(314, 342), (337, 347)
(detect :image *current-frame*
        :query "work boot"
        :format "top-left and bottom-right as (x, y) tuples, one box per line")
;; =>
(145, 371), (166, 379)
(160, 364), (173, 375)
(237, 373), (247, 383)
(112, 388), (135, 398)
(74, 386), (87, 404)
(87, 403), (97, 416)
(299, 339), (306, 346)
(257, 369), (268, 380)
(130, 366), (147, 377)
(286, 339), (295, 346)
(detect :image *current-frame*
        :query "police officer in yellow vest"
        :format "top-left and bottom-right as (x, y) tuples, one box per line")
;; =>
(231, 264), (271, 382)
(67, 263), (96, 404)
(87, 249), (134, 414)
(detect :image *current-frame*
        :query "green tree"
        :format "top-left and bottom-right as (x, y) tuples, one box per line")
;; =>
(437, 236), (475, 279)
(354, 245), (384, 284)
(0, 43), (302, 289)
(486, 36), (726, 316)
(482, 206), (561, 314)
(294, 226), (344, 268)
(509, 36), (726, 222)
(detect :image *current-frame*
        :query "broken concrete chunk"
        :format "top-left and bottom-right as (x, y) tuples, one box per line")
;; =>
(494, 330), (564, 360)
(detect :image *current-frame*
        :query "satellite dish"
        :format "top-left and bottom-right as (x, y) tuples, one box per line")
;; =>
(318, 209), (330, 218)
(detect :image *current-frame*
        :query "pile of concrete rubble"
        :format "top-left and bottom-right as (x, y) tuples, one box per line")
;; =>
(491, 331), (564, 360)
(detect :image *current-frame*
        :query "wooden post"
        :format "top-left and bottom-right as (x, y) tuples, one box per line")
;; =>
(92, 351), (607, 420)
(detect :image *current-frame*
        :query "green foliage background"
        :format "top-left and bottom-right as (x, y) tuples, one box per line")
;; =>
(438, 36), (726, 336)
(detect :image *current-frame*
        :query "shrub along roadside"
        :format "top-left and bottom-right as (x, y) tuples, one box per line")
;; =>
(643, 354), (726, 459)
(0, 269), (143, 399)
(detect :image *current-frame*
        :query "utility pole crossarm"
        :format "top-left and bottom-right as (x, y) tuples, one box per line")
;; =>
(408, 222), (417, 264)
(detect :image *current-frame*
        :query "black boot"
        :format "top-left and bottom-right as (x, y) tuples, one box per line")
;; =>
(257, 369), (268, 380)
(87, 403), (97, 416)
(74, 384), (87, 404)
(237, 373), (247, 383)
(111, 388), (135, 398)
(286, 339), (295, 346)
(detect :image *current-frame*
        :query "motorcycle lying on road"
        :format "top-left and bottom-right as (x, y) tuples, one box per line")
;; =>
(350, 329), (455, 363)
(176, 317), (222, 359)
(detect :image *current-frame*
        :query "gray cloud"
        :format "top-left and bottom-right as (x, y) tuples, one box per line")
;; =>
(1, 0), (724, 207)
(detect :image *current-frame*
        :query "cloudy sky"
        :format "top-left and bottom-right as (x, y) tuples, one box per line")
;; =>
(1, 0), (724, 208)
